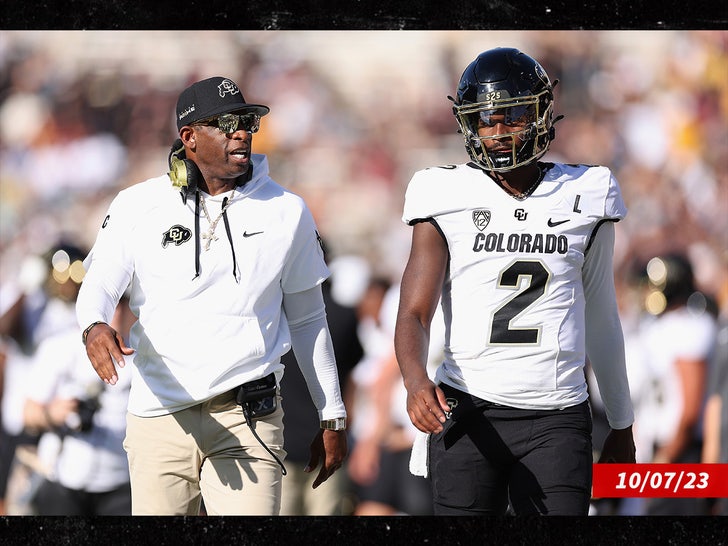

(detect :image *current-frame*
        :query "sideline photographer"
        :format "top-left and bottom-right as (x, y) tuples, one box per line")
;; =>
(21, 292), (133, 515)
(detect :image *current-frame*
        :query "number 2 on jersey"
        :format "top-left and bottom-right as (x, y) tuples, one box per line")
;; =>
(489, 259), (550, 345)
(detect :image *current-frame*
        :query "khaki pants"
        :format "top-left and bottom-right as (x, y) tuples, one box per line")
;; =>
(124, 389), (286, 515)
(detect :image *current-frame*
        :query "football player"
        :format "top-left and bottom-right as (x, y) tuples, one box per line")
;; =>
(395, 47), (635, 515)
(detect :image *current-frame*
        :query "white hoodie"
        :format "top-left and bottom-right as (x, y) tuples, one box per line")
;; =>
(77, 154), (338, 417)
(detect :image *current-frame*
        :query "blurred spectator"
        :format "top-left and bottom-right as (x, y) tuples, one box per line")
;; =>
(18, 294), (133, 515)
(345, 276), (393, 511)
(347, 281), (443, 515)
(638, 254), (718, 516)
(0, 240), (86, 514)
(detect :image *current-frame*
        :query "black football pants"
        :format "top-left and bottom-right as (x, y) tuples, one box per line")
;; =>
(429, 384), (593, 515)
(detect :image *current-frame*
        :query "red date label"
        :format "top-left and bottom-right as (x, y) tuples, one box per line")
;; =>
(592, 464), (728, 498)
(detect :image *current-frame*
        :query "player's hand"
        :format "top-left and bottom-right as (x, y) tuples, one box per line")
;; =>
(598, 425), (636, 463)
(404, 377), (450, 434)
(84, 322), (134, 385)
(305, 429), (347, 489)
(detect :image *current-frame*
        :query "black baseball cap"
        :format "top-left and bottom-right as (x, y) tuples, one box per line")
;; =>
(175, 76), (270, 131)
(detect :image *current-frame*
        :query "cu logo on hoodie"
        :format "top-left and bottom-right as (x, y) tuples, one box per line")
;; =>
(162, 225), (192, 248)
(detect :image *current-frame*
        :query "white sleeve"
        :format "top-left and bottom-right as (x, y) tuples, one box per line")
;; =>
(583, 221), (634, 430)
(76, 196), (134, 330)
(282, 285), (347, 420)
(280, 204), (329, 294)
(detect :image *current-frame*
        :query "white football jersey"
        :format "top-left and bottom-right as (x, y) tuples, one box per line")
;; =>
(640, 307), (717, 447)
(403, 162), (627, 412)
(78, 154), (330, 416)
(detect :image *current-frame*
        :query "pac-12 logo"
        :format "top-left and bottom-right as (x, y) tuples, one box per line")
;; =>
(472, 209), (491, 231)
(162, 225), (192, 248)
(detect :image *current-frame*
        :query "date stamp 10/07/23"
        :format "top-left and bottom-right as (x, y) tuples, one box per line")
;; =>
(592, 464), (728, 498)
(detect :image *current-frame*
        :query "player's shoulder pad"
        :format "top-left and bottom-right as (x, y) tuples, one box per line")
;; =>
(553, 163), (624, 220)
(403, 163), (472, 223)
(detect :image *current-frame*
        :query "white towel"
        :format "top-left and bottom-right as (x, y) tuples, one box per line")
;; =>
(409, 430), (430, 478)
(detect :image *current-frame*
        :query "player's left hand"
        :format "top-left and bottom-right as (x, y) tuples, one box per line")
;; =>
(598, 425), (636, 463)
(305, 429), (347, 489)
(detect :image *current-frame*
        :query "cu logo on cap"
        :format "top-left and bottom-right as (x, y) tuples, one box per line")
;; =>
(218, 80), (240, 98)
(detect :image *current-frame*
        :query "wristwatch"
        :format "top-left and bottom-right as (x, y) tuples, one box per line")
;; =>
(82, 321), (106, 345)
(320, 417), (347, 431)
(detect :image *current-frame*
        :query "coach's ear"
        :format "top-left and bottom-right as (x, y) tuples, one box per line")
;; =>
(180, 126), (196, 150)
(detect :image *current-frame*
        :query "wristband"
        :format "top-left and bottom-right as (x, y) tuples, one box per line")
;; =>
(82, 321), (105, 345)
(320, 417), (346, 431)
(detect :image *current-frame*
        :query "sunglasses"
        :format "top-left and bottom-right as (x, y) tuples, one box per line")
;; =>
(192, 112), (261, 134)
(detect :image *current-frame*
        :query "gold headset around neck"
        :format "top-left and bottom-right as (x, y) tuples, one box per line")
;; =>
(168, 139), (199, 204)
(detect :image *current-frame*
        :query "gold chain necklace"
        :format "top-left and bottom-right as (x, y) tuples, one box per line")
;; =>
(199, 189), (236, 251)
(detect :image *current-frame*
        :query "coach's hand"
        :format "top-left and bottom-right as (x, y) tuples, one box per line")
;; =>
(306, 429), (347, 489)
(84, 322), (134, 386)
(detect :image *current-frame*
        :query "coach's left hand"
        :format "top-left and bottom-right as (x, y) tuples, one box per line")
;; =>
(305, 429), (348, 489)
(84, 322), (134, 386)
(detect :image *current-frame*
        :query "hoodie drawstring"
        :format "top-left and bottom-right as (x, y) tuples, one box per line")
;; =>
(221, 196), (239, 282)
(193, 191), (201, 279)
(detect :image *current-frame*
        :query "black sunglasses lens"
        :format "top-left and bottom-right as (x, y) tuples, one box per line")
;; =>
(215, 113), (260, 133)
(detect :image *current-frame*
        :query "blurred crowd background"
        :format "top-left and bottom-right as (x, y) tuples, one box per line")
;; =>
(0, 30), (726, 516)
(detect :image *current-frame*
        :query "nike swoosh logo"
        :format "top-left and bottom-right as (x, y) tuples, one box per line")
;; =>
(243, 231), (264, 238)
(547, 219), (570, 227)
